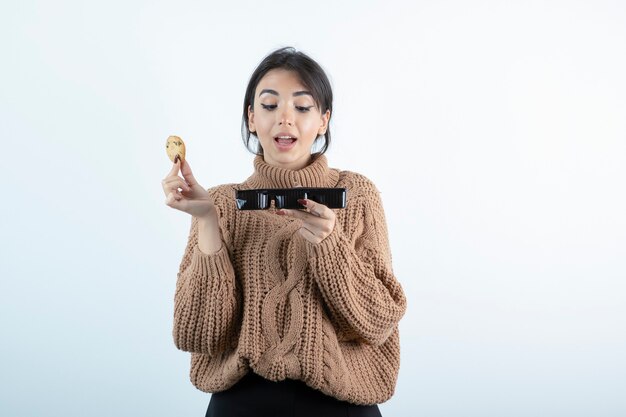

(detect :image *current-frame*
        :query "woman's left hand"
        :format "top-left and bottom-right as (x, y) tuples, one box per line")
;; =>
(275, 198), (336, 244)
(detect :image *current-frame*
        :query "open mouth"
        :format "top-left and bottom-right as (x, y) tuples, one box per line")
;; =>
(274, 135), (297, 144)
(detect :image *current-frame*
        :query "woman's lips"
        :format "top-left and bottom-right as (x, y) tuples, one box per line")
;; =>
(274, 137), (297, 151)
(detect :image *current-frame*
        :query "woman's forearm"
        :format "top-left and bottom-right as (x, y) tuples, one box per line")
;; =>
(196, 211), (223, 254)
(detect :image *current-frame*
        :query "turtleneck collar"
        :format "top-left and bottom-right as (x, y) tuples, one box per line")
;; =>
(242, 153), (340, 189)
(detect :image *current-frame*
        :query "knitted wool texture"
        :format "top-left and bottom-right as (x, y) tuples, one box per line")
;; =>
(172, 154), (407, 405)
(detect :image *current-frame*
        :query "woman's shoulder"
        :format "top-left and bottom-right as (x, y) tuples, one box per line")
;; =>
(336, 169), (381, 199)
(205, 183), (239, 207)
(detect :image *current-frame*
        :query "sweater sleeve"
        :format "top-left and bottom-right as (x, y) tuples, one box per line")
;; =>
(305, 185), (407, 346)
(172, 211), (241, 355)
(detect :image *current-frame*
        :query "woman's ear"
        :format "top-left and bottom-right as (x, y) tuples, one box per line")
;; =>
(318, 109), (330, 135)
(248, 104), (256, 133)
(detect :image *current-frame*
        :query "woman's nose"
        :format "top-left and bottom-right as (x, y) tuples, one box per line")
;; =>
(278, 106), (294, 125)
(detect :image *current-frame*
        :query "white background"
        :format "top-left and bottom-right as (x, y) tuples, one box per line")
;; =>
(1, 0), (625, 416)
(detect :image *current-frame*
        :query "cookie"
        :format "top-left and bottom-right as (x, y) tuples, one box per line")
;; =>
(166, 135), (186, 163)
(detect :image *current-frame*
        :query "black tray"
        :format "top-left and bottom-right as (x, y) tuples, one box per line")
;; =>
(235, 187), (347, 210)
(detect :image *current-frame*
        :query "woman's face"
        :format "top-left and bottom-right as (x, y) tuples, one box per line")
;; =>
(248, 69), (330, 170)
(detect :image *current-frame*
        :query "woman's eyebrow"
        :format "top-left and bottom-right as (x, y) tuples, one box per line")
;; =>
(259, 89), (312, 97)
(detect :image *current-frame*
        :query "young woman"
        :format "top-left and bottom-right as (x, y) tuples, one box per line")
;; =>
(161, 46), (407, 417)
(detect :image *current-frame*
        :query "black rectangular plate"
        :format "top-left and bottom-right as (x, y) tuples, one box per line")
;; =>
(235, 187), (347, 210)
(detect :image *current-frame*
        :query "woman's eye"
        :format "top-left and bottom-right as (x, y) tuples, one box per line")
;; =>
(260, 104), (313, 112)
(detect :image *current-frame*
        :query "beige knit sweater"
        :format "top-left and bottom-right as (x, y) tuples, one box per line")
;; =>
(172, 153), (407, 405)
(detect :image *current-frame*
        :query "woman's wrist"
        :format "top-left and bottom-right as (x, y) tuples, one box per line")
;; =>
(196, 209), (222, 254)
(196, 207), (218, 225)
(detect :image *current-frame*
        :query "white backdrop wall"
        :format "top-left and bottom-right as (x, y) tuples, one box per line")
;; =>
(1, 1), (625, 416)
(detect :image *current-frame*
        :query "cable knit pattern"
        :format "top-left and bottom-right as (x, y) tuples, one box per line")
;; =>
(172, 153), (407, 405)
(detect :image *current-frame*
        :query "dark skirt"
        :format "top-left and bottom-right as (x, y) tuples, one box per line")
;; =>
(205, 371), (383, 417)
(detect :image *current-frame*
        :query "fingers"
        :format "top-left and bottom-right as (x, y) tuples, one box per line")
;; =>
(277, 208), (334, 244)
(161, 176), (191, 197)
(297, 199), (332, 218)
(179, 158), (199, 187)
(162, 158), (194, 197)
(165, 188), (191, 206)
(273, 197), (336, 244)
(162, 158), (182, 188)
(165, 191), (180, 206)
(168, 157), (181, 176)
(162, 176), (191, 190)
(277, 210), (334, 237)
(276, 199), (332, 220)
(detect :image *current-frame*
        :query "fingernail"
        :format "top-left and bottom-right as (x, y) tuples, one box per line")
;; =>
(297, 199), (307, 206)
(276, 210), (285, 215)
(174, 155), (180, 164)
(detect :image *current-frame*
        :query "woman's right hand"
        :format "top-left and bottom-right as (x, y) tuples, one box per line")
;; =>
(162, 157), (216, 218)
